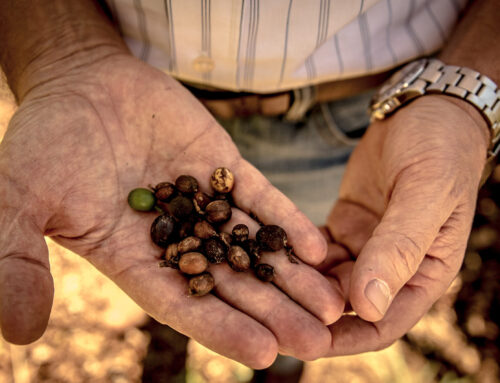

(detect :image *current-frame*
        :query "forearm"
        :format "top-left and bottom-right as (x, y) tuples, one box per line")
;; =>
(437, 0), (499, 150)
(440, 0), (500, 84)
(0, 0), (129, 102)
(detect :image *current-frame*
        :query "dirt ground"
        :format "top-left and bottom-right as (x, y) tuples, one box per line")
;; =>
(0, 75), (499, 383)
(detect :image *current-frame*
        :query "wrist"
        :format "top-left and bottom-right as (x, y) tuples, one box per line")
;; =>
(0, 0), (129, 102)
(433, 95), (491, 151)
(17, 40), (130, 102)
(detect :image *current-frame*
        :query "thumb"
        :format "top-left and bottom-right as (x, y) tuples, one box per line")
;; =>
(349, 179), (454, 322)
(0, 207), (53, 344)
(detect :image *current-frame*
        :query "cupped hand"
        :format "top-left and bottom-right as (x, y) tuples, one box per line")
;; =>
(318, 95), (490, 355)
(0, 53), (344, 367)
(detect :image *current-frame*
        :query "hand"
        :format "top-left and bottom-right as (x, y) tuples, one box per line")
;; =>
(0, 52), (344, 367)
(318, 95), (490, 355)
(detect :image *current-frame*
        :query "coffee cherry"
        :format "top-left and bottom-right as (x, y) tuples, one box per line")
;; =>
(154, 182), (176, 202)
(188, 272), (215, 296)
(175, 175), (199, 194)
(178, 236), (202, 254)
(227, 246), (251, 272)
(243, 239), (261, 265)
(128, 188), (156, 212)
(169, 195), (194, 219)
(151, 214), (177, 247)
(178, 218), (195, 239)
(213, 192), (232, 202)
(164, 243), (180, 268)
(255, 264), (274, 282)
(219, 232), (233, 248)
(193, 191), (212, 213)
(204, 238), (227, 264)
(256, 225), (287, 251)
(194, 220), (217, 239)
(205, 200), (232, 224)
(155, 200), (169, 214)
(210, 167), (234, 194)
(232, 224), (249, 243)
(179, 252), (208, 275)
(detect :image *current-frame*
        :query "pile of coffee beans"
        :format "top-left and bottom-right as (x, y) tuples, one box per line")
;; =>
(127, 167), (294, 296)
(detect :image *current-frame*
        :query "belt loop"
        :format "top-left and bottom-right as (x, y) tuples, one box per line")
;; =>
(283, 85), (317, 122)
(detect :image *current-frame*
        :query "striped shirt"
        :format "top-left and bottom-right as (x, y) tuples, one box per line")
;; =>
(105, 0), (468, 93)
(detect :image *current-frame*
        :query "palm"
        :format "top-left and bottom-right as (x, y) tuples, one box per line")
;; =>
(0, 54), (344, 367)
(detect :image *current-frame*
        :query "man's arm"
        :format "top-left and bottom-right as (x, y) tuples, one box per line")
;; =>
(0, 0), (127, 102)
(323, 0), (500, 355)
(440, 0), (499, 83)
(0, 0), (341, 366)
(437, 0), (500, 157)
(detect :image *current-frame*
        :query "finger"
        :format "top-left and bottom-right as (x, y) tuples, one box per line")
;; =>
(0, 208), (53, 344)
(81, 209), (278, 369)
(316, 226), (352, 273)
(348, 175), (458, 322)
(326, 200), (379, 256)
(110, 259), (278, 369)
(223, 209), (344, 326)
(210, 263), (331, 361)
(325, 207), (472, 355)
(324, 261), (354, 311)
(327, 254), (459, 356)
(232, 160), (327, 266)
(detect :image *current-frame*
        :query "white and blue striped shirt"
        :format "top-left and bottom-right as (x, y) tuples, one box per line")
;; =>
(105, 0), (468, 92)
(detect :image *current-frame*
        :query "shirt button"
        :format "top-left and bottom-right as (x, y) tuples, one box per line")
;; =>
(192, 55), (215, 73)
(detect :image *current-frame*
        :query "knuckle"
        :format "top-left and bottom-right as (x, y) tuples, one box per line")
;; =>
(392, 234), (423, 278)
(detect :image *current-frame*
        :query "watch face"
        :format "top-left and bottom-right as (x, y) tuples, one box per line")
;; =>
(377, 59), (427, 101)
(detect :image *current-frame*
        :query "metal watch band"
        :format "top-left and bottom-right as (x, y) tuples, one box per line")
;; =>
(407, 59), (500, 157)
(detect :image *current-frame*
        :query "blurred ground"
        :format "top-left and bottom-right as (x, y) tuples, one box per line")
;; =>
(0, 74), (499, 383)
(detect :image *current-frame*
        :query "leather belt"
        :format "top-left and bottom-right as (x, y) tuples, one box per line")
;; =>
(184, 70), (393, 121)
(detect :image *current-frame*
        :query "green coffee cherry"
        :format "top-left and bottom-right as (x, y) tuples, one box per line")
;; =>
(127, 188), (156, 211)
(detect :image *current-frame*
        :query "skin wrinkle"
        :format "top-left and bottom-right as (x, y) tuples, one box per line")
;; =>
(33, 86), (128, 249)
(328, 199), (380, 257)
(0, 253), (50, 272)
(406, 265), (445, 288)
(335, 198), (381, 223)
(246, 180), (276, 222)
(392, 234), (422, 277)
(21, 50), (128, 103)
(74, 216), (153, 261)
(329, 316), (381, 355)
(211, 262), (328, 359)
(202, 308), (275, 368)
(210, 271), (257, 318)
(167, 122), (220, 169)
(0, 176), (53, 237)
(138, 105), (155, 183)
(211, 263), (288, 327)
(262, 294), (303, 352)
(106, 259), (150, 285)
(0, 209), (44, 258)
(384, 157), (453, 210)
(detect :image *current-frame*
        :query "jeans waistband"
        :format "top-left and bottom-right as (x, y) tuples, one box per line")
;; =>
(183, 69), (393, 121)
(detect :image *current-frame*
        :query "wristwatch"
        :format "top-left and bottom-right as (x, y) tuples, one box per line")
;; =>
(370, 58), (500, 185)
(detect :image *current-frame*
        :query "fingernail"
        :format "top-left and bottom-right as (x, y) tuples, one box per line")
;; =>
(365, 279), (391, 316)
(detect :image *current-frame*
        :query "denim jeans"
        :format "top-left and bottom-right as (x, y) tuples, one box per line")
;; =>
(219, 89), (374, 225)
